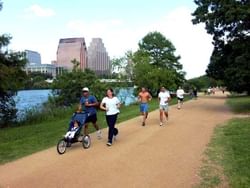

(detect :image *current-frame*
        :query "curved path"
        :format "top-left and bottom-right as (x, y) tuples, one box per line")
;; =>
(0, 93), (233, 188)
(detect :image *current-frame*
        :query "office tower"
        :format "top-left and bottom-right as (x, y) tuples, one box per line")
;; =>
(25, 50), (41, 65)
(56, 38), (87, 70)
(87, 38), (111, 75)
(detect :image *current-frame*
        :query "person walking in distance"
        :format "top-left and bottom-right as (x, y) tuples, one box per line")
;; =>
(138, 87), (152, 126)
(176, 86), (185, 109)
(79, 87), (102, 139)
(100, 88), (121, 146)
(158, 86), (171, 126)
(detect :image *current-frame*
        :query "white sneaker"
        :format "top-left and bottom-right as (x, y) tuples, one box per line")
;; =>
(97, 130), (102, 139)
(106, 142), (112, 146)
(160, 122), (163, 126)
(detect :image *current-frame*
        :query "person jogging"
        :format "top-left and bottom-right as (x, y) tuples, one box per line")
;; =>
(100, 88), (121, 146)
(158, 86), (171, 126)
(138, 87), (152, 126)
(176, 86), (185, 109)
(79, 87), (102, 139)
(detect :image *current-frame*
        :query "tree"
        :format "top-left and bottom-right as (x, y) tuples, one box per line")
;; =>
(132, 31), (185, 95)
(71, 58), (80, 72)
(51, 69), (108, 106)
(192, 0), (250, 94)
(110, 51), (134, 81)
(0, 34), (27, 127)
(138, 31), (183, 70)
(187, 75), (222, 91)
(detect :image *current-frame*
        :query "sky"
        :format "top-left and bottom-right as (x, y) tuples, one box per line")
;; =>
(0, 0), (213, 79)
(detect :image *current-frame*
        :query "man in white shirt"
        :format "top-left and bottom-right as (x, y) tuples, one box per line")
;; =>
(176, 86), (185, 109)
(158, 86), (171, 126)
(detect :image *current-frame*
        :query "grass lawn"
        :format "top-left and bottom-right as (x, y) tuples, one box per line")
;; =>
(0, 97), (187, 164)
(196, 95), (250, 188)
(226, 95), (250, 113)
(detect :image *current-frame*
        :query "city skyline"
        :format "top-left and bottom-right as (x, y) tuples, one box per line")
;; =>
(0, 0), (213, 79)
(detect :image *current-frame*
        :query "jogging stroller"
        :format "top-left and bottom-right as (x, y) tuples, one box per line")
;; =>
(57, 112), (91, 154)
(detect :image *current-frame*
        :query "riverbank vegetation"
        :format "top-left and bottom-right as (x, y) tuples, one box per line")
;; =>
(23, 72), (53, 90)
(197, 95), (250, 187)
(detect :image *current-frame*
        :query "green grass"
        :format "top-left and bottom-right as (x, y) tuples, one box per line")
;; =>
(196, 96), (250, 188)
(0, 97), (185, 164)
(226, 95), (250, 113)
(196, 118), (250, 188)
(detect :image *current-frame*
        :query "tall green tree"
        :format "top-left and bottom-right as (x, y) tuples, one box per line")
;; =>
(0, 34), (27, 127)
(0, 1), (27, 127)
(192, 0), (250, 94)
(138, 31), (182, 70)
(132, 31), (185, 95)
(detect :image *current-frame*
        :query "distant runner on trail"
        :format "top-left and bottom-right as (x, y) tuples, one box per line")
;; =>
(176, 86), (185, 109)
(158, 86), (171, 126)
(138, 87), (152, 126)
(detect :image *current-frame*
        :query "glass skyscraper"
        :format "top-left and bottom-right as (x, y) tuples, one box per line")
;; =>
(25, 50), (41, 65)
(56, 38), (87, 70)
(87, 38), (111, 75)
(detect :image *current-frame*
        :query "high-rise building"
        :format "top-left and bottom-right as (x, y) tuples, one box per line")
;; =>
(56, 38), (87, 70)
(25, 50), (41, 65)
(87, 38), (111, 75)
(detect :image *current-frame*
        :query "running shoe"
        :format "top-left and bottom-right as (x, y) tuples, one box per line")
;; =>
(106, 142), (112, 146)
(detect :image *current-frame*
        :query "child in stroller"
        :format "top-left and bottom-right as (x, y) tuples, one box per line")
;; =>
(64, 120), (80, 146)
(57, 111), (91, 154)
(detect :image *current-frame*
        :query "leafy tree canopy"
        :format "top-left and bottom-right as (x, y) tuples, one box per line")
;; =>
(192, 0), (249, 44)
(138, 31), (182, 70)
(132, 31), (185, 95)
(51, 69), (108, 106)
(0, 34), (27, 127)
(192, 0), (250, 94)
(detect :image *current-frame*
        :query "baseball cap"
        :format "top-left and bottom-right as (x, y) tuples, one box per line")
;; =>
(82, 87), (89, 92)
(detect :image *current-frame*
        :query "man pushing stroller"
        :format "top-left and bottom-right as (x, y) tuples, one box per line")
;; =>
(79, 87), (102, 139)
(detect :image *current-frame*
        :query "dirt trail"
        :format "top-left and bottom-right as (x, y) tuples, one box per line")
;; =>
(0, 93), (234, 188)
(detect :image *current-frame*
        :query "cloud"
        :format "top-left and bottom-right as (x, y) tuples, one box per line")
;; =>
(151, 7), (213, 78)
(66, 19), (143, 58)
(66, 7), (213, 78)
(25, 4), (55, 17)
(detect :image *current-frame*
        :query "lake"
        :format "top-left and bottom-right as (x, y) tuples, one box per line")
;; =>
(14, 88), (136, 119)
(14, 89), (52, 119)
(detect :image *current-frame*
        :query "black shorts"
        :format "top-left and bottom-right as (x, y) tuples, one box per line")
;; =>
(177, 97), (184, 101)
(85, 114), (97, 124)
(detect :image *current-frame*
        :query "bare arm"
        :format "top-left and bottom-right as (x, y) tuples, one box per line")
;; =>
(78, 103), (82, 111)
(100, 102), (107, 111)
(148, 93), (152, 101)
(116, 102), (121, 109)
(137, 94), (141, 102)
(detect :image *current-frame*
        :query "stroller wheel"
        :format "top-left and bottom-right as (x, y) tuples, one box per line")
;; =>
(82, 135), (91, 149)
(57, 139), (67, 154)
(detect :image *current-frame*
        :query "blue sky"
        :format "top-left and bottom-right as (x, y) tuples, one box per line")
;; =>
(0, 0), (213, 78)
